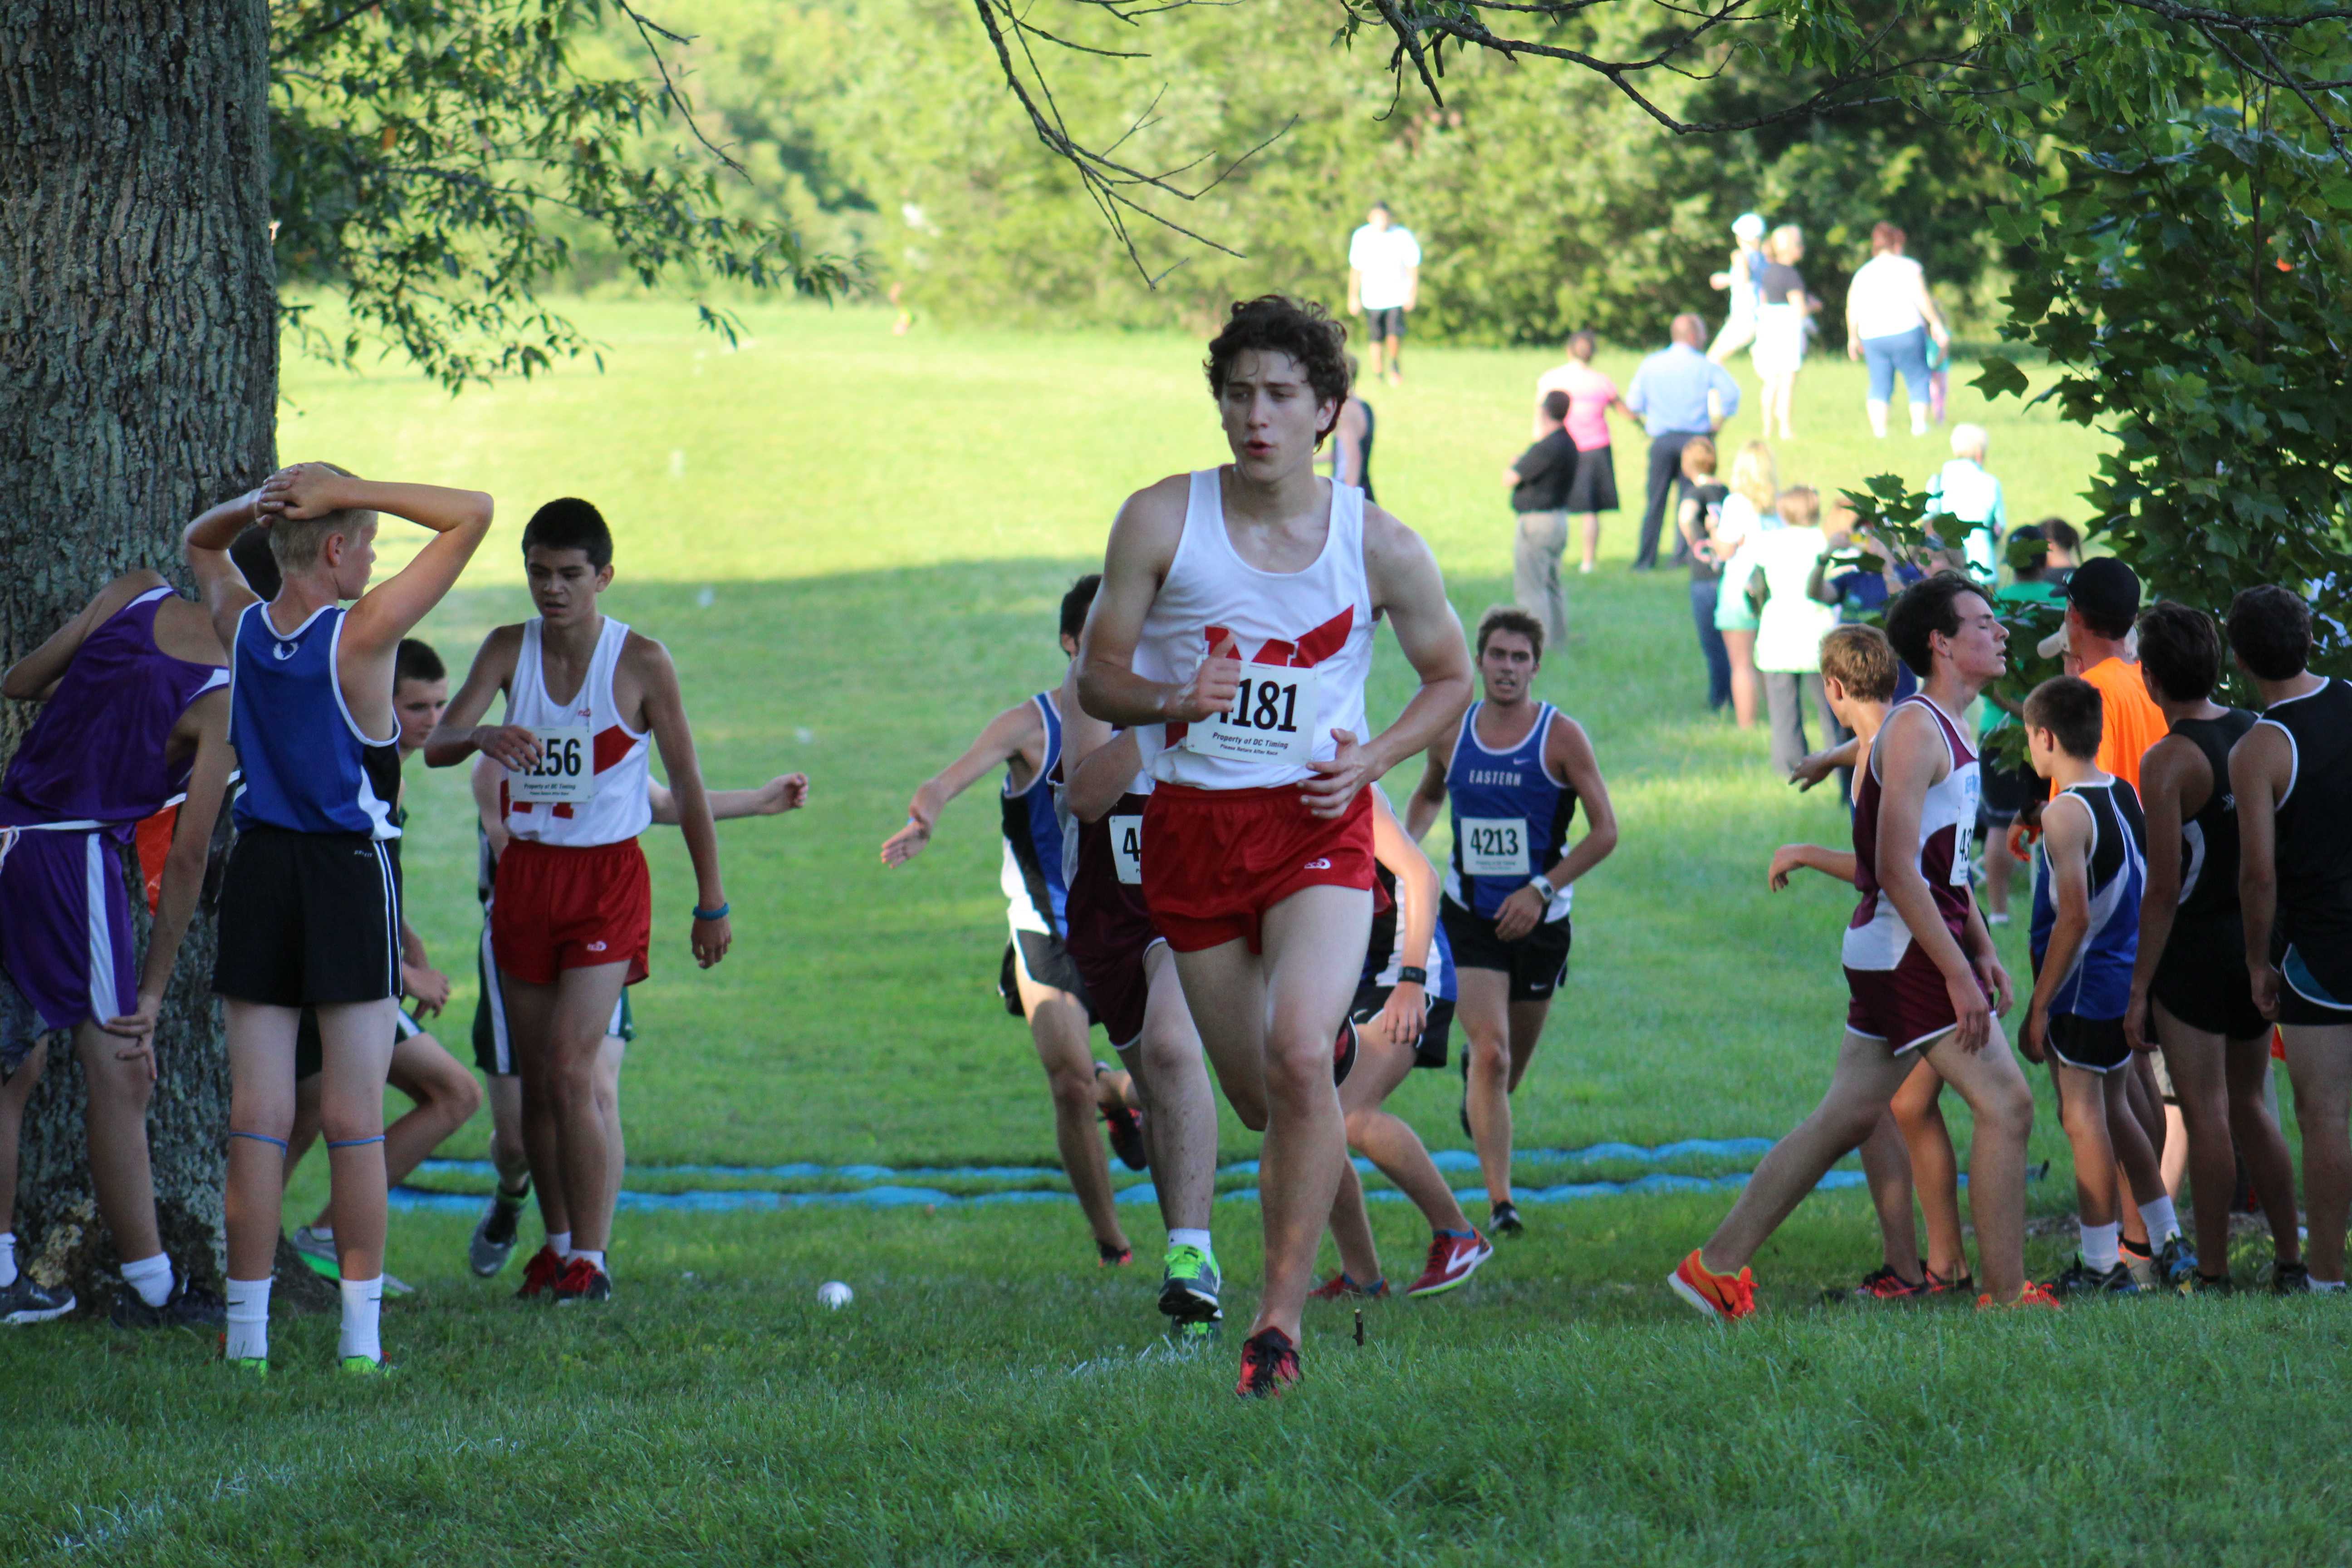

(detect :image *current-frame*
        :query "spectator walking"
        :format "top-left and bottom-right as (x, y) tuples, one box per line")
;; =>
(1534, 332), (1625, 574)
(1505, 390), (1580, 652)
(1845, 224), (1951, 439)
(1927, 423), (2007, 582)
(1707, 213), (1769, 364)
(1710, 440), (1780, 729)
(1625, 314), (1740, 571)
(1675, 436), (1733, 712)
(1347, 201), (1421, 386)
(1749, 485), (1840, 775)
(1752, 225), (1818, 442)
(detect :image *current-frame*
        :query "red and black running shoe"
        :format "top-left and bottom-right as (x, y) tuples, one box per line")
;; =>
(1333, 1017), (1359, 1087)
(1924, 1264), (1975, 1297)
(1833, 1264), (1928, 1303)
(1097, 1240), (1135, 1268)
(1235, 1327), (1302, 1398)
(516, 1243), (564, 1300)
(1308, 1272), (1390, 1302)
(1104, 1104), (1148, 1172)
(553, 1255), (613, 1305)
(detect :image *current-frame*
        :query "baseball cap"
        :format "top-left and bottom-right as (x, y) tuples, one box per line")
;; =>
(1732, 212), (1766, 242)
(2034, 555), (2140, 658)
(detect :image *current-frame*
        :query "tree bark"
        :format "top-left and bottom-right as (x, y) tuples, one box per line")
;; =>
(0, 0), (278, 1304)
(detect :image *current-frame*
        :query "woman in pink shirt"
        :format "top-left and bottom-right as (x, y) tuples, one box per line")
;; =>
(1534, 332), (1625, 573)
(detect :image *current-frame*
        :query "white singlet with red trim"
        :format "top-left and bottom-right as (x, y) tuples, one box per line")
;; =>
(1842, 693), (1981, 970)
(1132, 469), (1375, 791)
(501, 616), (654, 847)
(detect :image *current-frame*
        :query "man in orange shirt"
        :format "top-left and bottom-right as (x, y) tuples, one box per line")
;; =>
(2033, 553), (2175, 1278)
(2035, 558), (2166, 793)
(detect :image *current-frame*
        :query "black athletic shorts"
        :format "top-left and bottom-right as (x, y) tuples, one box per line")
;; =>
(1441, 897), (1572, 1003)
(2151, 916), (2268, 1041)
(1351, 982), (1456, 1070)
(1976, 754), (2039, 829)
(2278, 943), (2352, 1028)
(471, 921), (637, 1076)
(2045, 1012), (2132, 1073)
(1365, 306), (1407, 342)
(998, 930), (1096, 1023)
(295, 1005), (424, 1083)
(213, 827), (402, 1008)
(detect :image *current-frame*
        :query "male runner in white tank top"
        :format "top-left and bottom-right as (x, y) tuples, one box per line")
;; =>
(1079, 296), (1473, 1396)
(426, 498), (734, 1306)
(1671, 572), (2048, 1318)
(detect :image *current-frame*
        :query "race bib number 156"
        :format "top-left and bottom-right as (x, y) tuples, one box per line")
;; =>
(1185, 662), (1319, 767)
(510, 725), (596, 804)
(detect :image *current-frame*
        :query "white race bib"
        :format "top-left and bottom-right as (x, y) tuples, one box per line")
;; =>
(1458, 816), (1529, 878)
(510, 725), (596, 804)
(1109, 814), (1144, 886)
(1185, 662), (1320, 767)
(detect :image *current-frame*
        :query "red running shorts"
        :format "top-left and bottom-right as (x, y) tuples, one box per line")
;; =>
(491, 836), (652, 987)
(1141, 783), (1375, 955)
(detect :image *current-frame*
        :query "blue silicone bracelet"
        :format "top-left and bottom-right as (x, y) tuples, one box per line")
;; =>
(693, 902), (730, 921)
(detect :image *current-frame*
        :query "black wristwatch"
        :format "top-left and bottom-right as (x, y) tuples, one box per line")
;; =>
(1396, 966), (1428, 987)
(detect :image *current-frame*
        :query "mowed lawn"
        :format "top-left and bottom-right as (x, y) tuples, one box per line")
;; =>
(8, 303), (2350, 1566)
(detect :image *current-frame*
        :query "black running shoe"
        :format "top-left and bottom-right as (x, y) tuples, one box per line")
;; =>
(2181, 1270), (2235, 1297)
(2274, 1261), (2314, 1295)
(2155, 1234), (2199, 1289)
(2044, 1256), (2138, 1298)
(1104, 1105), (1147, 1173)
(0, 1274), (75, 1325)
(1235, 1327), (1301, 1398)
(1333, 1017), (1358, 1087)
(111, 1279), (225, 1329)
(1923, 1264), (1975, 1298)
(1490, 1200), (1524, 1239)
(553, 1256), (613, 1305)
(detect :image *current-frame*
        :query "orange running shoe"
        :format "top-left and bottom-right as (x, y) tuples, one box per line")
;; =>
(1235, 1327), (1302, 1398)
(1669, 1250), (1756, 1321)
(1976, 1281), (2064, 1311)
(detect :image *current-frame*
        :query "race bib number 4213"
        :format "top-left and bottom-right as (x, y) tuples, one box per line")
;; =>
(510, 725), (596, 804)
(1457, 816), (1528, 877)
(1184, 662), (1319, 767)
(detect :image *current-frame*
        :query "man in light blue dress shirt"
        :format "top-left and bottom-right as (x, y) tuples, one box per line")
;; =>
(1625, 314), (1742, 570)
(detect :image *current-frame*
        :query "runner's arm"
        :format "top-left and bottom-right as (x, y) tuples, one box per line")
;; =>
(262, 466), (494, 660)
(1332, 402), (1366, 487)
(1371, 788), (1436, 1042)
(3, 572), (168, 701)
(1066, 730), (1144, 825)
(880, 700), (1040, 866)
(1790, 735), (1860, 792)
(1542, 717), (1618, 892)
(632, 636), (730, 968)
(2020, 794), (2093, 1058)
(1403, 725), (1456, 842)
(1875, 705), (1992, 1049)
(471, 754), (512, 858)
(1769, 843), (1857, 889)
(2125, 738), (2194, 1050)
(422, 627), (535, 771)
(1300, 512), (1472, 818)
(101, 689), (236, 1045)
(1075, 478), (1237, 729)
(651, 774), (807, 825)
(2232, 725), (2291, 1018)
(181, 487), (271, 652)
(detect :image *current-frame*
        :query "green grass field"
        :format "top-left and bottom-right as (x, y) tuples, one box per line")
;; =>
(8, 304), (2351, 1565)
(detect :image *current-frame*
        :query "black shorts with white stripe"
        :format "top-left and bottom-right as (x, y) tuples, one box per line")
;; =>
(212, 826), (403, 1008)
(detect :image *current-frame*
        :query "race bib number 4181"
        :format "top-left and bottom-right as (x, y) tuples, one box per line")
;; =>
(509, 725), (596, 804)
(1184, 662), (1319, 767)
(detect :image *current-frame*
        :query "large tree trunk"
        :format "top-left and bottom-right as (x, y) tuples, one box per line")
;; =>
(0, 1), (278, 1305)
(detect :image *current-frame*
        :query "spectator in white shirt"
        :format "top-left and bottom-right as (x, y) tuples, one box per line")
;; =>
(1347, 201), (1422, 386)
(1845, 223), (1952, 439)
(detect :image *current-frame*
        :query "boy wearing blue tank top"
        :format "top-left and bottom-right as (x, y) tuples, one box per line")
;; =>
(2019, 675), (2180, 1296)
(186, 462), (494, 1375)
(1406, 607), (1619, 1237)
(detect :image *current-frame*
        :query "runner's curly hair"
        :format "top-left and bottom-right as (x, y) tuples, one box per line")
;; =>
(1204, 296), (1352, 444)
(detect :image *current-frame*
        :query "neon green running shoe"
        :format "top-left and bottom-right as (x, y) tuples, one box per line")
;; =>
(223, 1356), (268, 1380)
(1157, 1244), (1222, 1325)
(339, 1355), (395, 1378)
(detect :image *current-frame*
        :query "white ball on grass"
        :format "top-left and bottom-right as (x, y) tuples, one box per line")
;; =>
(818, 1281), (854, 1310)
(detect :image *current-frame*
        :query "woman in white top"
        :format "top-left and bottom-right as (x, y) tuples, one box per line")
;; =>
(1746, 485), (1841, 778)
(1709, 440), (1781, 730)
(1749, 225), (1819, 442)
(1845, 222), (1951, 439)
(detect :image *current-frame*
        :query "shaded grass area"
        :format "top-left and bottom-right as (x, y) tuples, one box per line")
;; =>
(7, 1206), (2349, 1567)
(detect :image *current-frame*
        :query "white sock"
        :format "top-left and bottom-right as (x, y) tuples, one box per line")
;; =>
(2139, 1196), (2180, 1245)
(572, 1249), (605, 1273)
(547, 1230), (572, 1260)
(225, 1277), (271, 1361)
(0, 1231), (16, 1289)
(121, 1250), (175, 1308)
(307, 1223), (334, 1242)
(338, 1275), (383, 1362)
(1167, 1228), (1213, 1257)
(2080, 1220), (2121, 1273)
